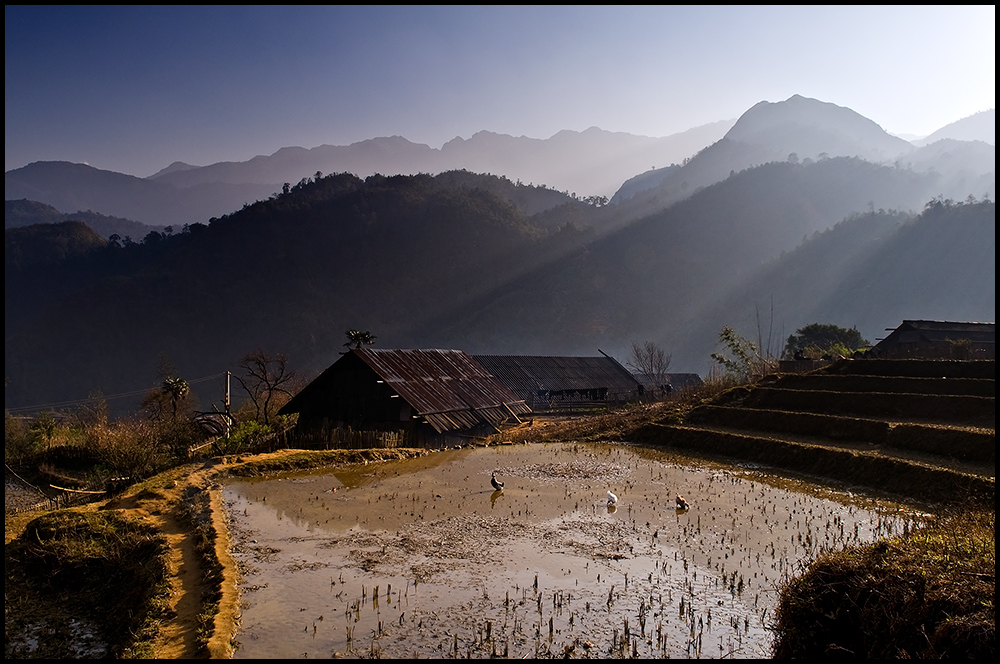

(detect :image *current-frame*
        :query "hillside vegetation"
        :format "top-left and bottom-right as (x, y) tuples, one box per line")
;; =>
(6, 156), (995, 417)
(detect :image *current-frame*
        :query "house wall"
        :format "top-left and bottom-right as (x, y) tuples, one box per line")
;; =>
(294, 356), (411, 433)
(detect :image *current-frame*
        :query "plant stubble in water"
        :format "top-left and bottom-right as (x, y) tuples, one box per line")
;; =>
(223, 442), (920, 659)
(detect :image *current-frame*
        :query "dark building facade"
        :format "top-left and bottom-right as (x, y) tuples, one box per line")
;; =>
(874, 320), (995, 359)
(278, 348), (531, 446)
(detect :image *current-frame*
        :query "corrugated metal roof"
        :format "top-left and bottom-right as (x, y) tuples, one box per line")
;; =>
(355, 349), (531, 432)
(473, 354), (642, 401)
(880, 320), (995, 344)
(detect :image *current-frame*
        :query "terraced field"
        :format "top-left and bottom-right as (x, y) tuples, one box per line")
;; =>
(633, 359), (994, 507)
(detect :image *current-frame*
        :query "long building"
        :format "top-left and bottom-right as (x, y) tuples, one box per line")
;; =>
(278, 348), (530, 446)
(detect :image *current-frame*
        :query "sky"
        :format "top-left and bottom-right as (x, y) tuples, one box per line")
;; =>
(5, 5), (995, 177)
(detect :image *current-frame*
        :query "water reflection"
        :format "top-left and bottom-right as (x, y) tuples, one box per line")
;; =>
(224, 442), (921, 659)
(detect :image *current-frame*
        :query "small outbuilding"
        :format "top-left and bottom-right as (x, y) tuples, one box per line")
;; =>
(472, 353), (643, 409)
(278, 348), (531, 447)
(874, 320), (995, 359)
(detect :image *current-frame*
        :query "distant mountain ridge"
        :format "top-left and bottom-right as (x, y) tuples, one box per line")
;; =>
(914, 109), (995, 147)
(725, 94), (913, 160)
(6, 123), (733, 227)
(7, 96), (995, 228)
(611, 96), (994, 205)
(5, 198), (164, 239)
(146, 122), (735, 198)
(5, 161), (274, 228)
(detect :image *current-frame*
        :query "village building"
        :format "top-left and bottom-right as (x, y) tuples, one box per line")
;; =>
(874, 320), (995, 359)
(277, 348), (530, 447)
(472, 353), (643, 410)
(631, 371), (704, 397)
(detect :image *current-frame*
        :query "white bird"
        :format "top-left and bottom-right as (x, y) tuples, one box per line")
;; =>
(607, 490), (618, 506)
(491, 472), (504, 491)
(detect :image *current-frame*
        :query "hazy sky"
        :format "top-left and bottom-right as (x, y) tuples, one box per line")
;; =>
(5, 5), (995, 177)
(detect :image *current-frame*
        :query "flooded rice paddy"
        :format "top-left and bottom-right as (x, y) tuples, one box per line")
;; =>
(223, 442), (923, 659)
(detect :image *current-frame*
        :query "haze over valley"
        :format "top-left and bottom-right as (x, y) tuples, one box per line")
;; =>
(5, 6), (995, 414)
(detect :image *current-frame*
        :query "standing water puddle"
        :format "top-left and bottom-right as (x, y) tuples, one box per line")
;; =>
(223, 442), (922, 658)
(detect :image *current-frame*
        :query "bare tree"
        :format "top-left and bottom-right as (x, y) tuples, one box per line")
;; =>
(627, 341), (672, 397)
(234, 350), (296, 425)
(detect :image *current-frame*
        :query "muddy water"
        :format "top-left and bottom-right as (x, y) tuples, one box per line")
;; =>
(223, 442), (922, 659)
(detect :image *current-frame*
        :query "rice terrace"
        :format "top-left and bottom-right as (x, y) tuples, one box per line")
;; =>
(5, 358), (994, 659)
(6, 6), (995, 660)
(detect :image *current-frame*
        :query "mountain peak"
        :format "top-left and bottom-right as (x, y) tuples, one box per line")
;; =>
(724, 94), (912, 161)
(148, 161), (201, 179)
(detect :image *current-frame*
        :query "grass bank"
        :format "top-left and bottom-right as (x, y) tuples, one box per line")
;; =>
(5, 509), (172, 658)
(772, 509), (995, 658)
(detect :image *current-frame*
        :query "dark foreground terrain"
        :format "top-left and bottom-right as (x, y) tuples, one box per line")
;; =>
(5, 359), (995, 658)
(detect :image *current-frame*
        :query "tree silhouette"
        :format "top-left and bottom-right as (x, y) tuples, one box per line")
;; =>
(626, 340), (672, 397)
(782, 323), (870, 360)
(344, 329), (377, 350)
(161, 376), (190, 420)
(234, 349), (296, 425)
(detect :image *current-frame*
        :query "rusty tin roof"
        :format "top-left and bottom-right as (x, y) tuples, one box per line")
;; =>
(355, 348), (530, 432)
(472, 354), (642, 401)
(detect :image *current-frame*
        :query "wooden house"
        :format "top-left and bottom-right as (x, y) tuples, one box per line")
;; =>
(278, 348), (531, 447)
(472, 353), (643, 409)
(874, 320), (995, 359)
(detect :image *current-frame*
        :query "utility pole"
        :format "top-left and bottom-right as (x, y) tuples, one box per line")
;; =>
(225, 371), (232, 437)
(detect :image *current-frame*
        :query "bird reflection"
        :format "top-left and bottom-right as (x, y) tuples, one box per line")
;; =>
(490, 489), (503, 509)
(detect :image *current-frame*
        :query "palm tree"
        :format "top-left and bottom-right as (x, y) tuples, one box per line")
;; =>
(161, 376), (190, 420)
(344, 329), (377, 350)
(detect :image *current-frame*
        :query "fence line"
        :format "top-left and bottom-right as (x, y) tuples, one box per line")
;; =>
(287, 426), (406, 451)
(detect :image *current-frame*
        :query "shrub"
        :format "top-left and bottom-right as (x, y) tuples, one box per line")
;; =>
(84, 418), (174, 481)
(772, 509), (995, 658)
(217, 419), (273, 455)
(5, 510), (171, 658)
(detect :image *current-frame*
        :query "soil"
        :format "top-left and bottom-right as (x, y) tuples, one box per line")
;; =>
(219, 443), (919, 659)
(1, 442), (927, 659)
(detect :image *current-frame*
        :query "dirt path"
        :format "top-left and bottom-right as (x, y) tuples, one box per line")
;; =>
(148, 508), (205, 657)
(100, 461), (240, 659)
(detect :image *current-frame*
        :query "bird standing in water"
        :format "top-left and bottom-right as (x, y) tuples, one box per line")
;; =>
(607, 490), (618, 506)
(491, 472), (504, 491)
(675, 494), (689, 510)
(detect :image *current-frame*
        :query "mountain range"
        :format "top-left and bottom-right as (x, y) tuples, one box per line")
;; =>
(4, 95), (996, 415)
(4, 120), (735, 228)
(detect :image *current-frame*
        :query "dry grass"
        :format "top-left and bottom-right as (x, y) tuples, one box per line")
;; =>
(771, 508), (995, 658)
(5, 510), (172, 659)
(221, 447), (431, 477)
